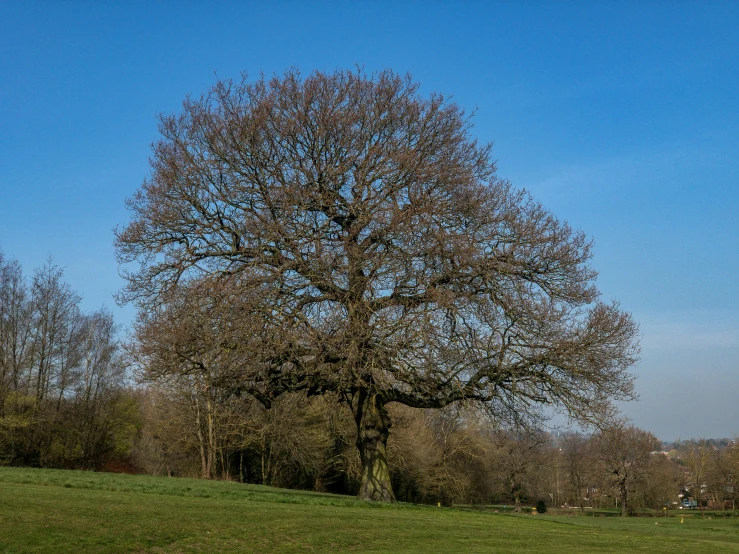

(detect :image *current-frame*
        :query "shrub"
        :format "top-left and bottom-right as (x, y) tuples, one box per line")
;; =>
(536, 500), (547, 514)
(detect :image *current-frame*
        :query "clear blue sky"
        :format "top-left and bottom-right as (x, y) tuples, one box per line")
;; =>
(1, 1), (737, 441)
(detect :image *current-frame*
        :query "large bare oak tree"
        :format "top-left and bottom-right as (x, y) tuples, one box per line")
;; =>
(116, 69), (639, 501)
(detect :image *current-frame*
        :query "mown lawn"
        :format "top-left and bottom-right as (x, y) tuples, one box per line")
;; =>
(1, 467), (738, 553)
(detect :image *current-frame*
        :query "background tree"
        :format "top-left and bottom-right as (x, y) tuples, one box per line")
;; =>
(727, 440), (739, 511)
(595, 424), (658, 516)
(0, 256), (35, 463)
(561, 432), (595, 512)
(640, 452), (681, 510)
(488, 428), (547, 511)
(116, 68), (639, 501)
(128, 386), (195, 477)
(684, 439), (711, 516)
(0, 253), (137, 469)
(387, 405), (488, 505)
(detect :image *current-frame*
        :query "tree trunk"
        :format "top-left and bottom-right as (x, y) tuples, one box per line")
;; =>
(206, 396), (216, 479)
(620, 482), (628, 517)
(353, 389), (394, 502)
(193, 392), (210, 479)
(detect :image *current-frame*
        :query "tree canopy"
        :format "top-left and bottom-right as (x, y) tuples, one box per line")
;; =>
(116, 68), (639, 501)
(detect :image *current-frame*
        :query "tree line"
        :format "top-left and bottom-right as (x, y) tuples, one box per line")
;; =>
(130, 367), (739, 514)
(0, 253), (136, 469)
(1, 254), (735, 514)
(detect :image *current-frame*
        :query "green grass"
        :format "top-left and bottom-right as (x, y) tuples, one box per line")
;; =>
(1, 468), (738, 553)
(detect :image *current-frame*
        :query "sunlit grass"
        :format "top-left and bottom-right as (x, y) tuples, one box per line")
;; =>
(1, 467), (737, 553)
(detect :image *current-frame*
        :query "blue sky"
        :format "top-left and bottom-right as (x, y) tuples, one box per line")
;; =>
(1, 1), (737, 440)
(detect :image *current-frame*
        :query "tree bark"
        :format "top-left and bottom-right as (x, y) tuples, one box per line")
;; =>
(620, 481), (628, 517)
(353, 389), (395, 502)
(206, 395), (216, 479)
(193, 392), (210, 479)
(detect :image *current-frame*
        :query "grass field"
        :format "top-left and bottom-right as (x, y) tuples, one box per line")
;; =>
(1, 467), (738, 553)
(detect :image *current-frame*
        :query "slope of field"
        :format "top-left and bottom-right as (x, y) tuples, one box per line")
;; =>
(1, 467), (737, 553)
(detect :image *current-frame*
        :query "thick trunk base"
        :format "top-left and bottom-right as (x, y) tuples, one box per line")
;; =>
(354, 390), (395, 502)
